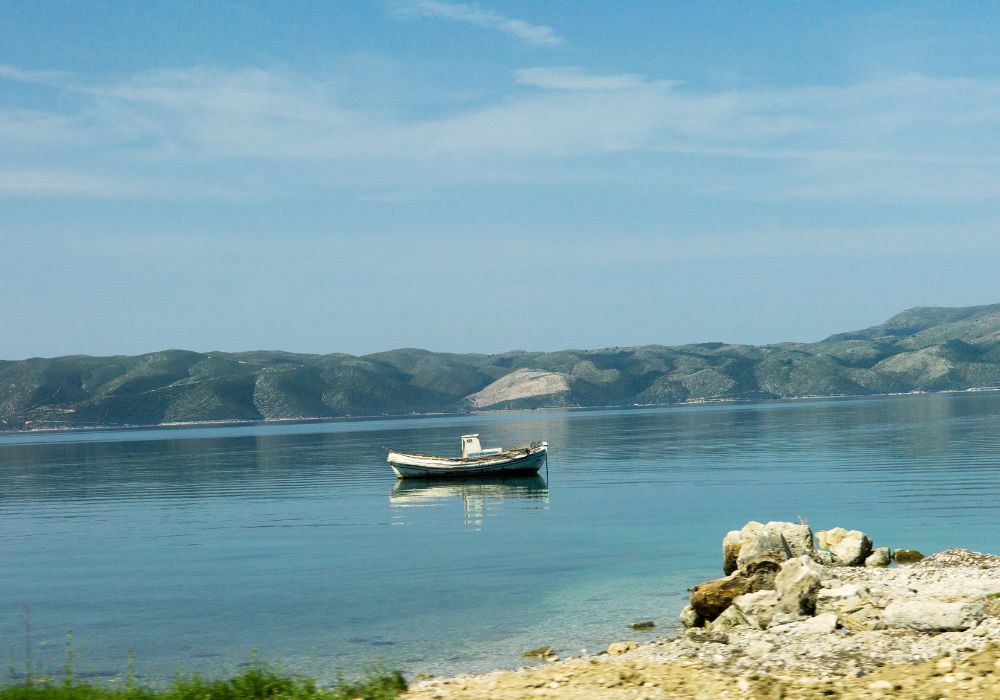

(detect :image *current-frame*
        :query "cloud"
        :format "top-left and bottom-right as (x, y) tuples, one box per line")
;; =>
(0, 64), (69, 86)
(2, 64), (1000, 203)
(0, 168), (143, 197)
(514, 66), (667, 91)
(393, 0), (562, 46)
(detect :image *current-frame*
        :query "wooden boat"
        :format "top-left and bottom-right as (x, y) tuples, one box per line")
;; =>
(386, 434), (548, 479)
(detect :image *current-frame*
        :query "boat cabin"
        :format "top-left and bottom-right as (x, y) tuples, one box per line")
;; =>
(461, 434), (504, 458)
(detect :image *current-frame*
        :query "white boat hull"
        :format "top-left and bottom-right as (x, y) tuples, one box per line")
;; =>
(387, 444), (548, 479)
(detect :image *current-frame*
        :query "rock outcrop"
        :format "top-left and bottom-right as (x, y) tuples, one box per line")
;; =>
(687, 519), (998, 643)
(685, 520), (1000, 641)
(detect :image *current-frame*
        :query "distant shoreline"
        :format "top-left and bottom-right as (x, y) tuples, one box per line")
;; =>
(4, 385), (999, 436)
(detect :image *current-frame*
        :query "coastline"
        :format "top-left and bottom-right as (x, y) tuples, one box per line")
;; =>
(6, 386), (1000, 436)
(402, 549), (1000, 699)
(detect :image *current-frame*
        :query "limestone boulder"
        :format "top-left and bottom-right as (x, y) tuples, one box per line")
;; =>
(865, 546), (891, 567)
(774, 554), (827, 616)
(723, 521), (815, 575)
(732, 590), (779, 630)
(736, 528), (790, 577)
(815, 527), (873, 566)
(707, 603), (749, 631)
(882, 600), (985, 632)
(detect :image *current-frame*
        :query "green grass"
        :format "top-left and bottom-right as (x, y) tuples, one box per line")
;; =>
(0, 663), (407, 700)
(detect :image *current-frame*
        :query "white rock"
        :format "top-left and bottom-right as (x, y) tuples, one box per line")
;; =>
(724, 521), (815, 576)
(816, 584), (866, 614)
(883, 600), (985, 632)
(865, 547), (891, 567)
(723, 529), (744, 575)
(709, 604), (749, 630)
(679, 604), (703, 628)
(745, 639), (774, 659)
(802, 612), (839, 634)
(733, 590), (779, 630)
(816, 527), (873, 566)
(775, 555), (827, 615)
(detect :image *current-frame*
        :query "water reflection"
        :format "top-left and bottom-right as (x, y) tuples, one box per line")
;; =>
(389, 476), (549, 529)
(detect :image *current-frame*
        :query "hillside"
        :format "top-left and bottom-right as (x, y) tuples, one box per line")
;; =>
(3, 303), (1000, 430)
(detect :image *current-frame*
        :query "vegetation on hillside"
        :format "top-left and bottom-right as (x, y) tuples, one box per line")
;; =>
(4, 304), (1000, 430)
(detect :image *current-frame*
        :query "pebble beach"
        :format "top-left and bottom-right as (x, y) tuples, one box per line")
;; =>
(402, 547), (1000, 699)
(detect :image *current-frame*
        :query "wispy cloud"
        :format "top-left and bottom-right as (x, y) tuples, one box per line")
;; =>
(392, 0), (562, 46)
(0, 167), (153, 198)
(0, 64), (69, 86)
(514, 66), (666, 91)
(2, 64), (1000, 203)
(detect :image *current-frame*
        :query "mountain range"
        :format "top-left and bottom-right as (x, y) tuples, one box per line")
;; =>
(4, 303), (1000, 431)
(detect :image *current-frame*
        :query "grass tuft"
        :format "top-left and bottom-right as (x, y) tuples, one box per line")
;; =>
(0, 662), (406, 700)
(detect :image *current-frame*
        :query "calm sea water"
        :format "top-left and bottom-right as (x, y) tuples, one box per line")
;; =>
(1, 392), (998, 685)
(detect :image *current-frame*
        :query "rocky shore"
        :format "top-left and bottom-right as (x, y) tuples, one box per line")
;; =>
(403, 524), (1000, 699)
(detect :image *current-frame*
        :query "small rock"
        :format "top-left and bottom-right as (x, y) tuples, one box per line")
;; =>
(865, 546), (891, 567)
(678, 604), (704, 628)
(745, 639), (773, 659)
(628, 620), (655, 630)
(607, 641), (638, 656)
(868, 679), (894, 691)
(521, 645), (554, 659)
(894, 548), (925, 563)
(800, 612), (839, 634)
(936, 657), (954, 672)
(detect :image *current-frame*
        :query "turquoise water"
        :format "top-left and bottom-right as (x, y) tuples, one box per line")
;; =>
(1, 392), (998, 684)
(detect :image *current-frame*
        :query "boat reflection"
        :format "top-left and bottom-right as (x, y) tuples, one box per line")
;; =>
(389, 475), (549, 530)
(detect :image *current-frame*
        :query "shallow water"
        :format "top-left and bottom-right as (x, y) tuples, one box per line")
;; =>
(1, 392), (998, 684)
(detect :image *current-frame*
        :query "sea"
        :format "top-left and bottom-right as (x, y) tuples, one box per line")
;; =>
(1, 391), (998, 686)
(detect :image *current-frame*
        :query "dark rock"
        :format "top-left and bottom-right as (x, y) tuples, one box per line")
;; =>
(521, 645), (554, 659)
(628, 620), (655, 630)
(691, 573), (753, 621)
(893, 549), (925, 563)
(690, 570), (775, 621)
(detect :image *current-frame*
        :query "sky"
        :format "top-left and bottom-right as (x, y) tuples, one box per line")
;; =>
(3, 1), (1000, 360)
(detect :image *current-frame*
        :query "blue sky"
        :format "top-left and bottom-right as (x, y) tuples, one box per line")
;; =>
(3, 1), (1000, 359)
